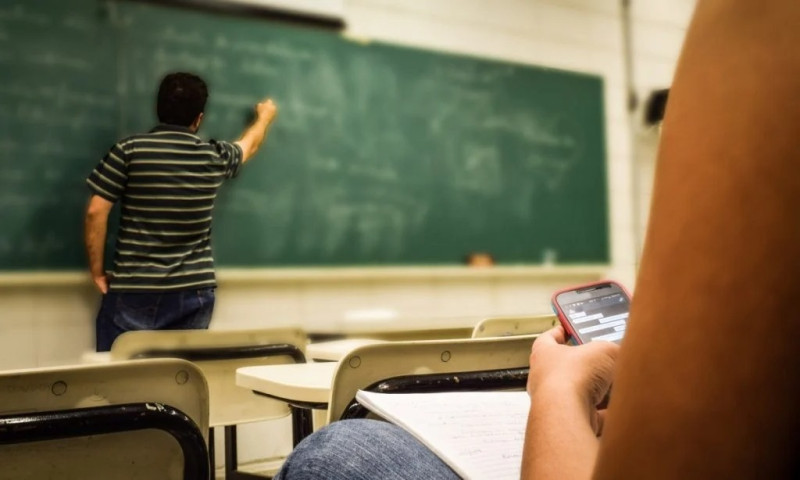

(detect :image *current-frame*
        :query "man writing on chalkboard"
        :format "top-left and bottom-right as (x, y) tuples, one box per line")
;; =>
(84, 72), (277, 351)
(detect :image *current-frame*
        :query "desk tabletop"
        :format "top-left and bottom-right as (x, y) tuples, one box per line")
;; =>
(236, 362), (337, 405)
(308, 315), (482, 336)
(306, 338), (387, 361)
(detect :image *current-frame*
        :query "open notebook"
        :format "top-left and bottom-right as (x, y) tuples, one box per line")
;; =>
(355, 390), (530, 480)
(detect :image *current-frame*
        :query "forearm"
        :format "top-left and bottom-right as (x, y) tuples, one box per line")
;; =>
(521, 384), (599, 480)
(237, 115), (272, 162)
(84, 210), (108, 278)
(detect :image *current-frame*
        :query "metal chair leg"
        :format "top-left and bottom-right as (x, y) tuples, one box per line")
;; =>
(224, 425), (270, 480)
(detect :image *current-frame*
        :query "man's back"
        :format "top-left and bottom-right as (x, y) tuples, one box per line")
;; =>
(87, 124), (242, 292)
(84, 72), (276, 351)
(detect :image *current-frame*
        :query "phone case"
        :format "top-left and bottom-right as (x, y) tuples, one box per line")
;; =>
(550, 280), (630, 344)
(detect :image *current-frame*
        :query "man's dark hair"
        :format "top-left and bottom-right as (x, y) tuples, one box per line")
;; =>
(156, 72), (208, 127)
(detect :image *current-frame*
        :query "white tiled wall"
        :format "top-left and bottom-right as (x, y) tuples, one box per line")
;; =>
(0, 0), (695, 472)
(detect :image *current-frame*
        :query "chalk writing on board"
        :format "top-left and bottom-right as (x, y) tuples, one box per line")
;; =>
(0, 193), (32, 209)
(0, 170), (26, 184)
(31, 141), (69, 157)
(151, 48), (227, 74)
(449, 84), (493, 104)
(214, 34), (230, 49)
(435, 64), (480, 83)
(452, 142), (502, 195)
(239, 60), (279, 78)
(345, 164), (399, 183)
(26, 52), (92, 71)
(213, 92), (260, 109)
(0, 239), (11, 256)
(155, 27), (205, 46)
(0, 139), (19, 153)
(63, 14), (94, 32)
(33, 84), (114, 109)
(228, 40), (314, 61)
(478, 67), (515, 83)
(2, 107), (112, 131)
(484, 114), (578, 149)
(18, 233), (65, 258)
(0, 4), (50, 26)
(247, 187), (296, 257)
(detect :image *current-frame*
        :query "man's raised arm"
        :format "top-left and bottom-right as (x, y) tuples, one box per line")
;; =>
(235, 98), (278, 163)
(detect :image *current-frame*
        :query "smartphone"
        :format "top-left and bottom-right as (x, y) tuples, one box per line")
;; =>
(551, 281), (631, 344)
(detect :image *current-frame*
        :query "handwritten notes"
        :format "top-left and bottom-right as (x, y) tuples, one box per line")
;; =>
(355, 390), (530, 480)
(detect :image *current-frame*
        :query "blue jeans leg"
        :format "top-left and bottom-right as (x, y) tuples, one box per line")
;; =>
(95, 292), (125, 352)
(95, 288), (215, 352)
(274, 419), (461, 480)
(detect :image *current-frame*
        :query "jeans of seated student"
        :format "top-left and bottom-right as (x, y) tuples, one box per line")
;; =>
(274, 419), (460, 480)
(95, 288), (215, 352)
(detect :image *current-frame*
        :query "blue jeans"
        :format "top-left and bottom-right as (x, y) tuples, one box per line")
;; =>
(95, 288), (215, 352)
(274, 419), (460, 480)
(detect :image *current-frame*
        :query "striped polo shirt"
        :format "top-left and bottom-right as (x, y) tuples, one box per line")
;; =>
(86, 124), (243, 292)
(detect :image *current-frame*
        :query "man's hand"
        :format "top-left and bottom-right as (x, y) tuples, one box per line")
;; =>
(256, 98), (278, 124)
(85, 194), (113, 295)
(93, 274), (109, 294)
(237, 98), (278, 162)
(527, 326), (619, 434)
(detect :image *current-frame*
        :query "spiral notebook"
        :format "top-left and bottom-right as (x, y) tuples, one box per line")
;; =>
(355, 390), (530, 480)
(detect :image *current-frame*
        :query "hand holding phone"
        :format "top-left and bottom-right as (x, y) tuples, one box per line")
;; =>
(551, 280), (631, 345)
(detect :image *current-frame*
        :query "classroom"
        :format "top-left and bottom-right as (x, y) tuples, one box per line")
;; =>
(1, 0), (757, 478)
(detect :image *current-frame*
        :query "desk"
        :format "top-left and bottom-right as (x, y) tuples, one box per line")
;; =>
(306, 339), (386, 362)
(308, 315), (480, 341)
(236, 362), (337, 445)
(81, 351), (111, 364)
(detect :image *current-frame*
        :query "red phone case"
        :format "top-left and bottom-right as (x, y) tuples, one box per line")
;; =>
(550, 280), (630, 344)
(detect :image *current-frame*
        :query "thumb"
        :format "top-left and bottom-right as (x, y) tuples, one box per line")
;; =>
(535, 325), (567, 346)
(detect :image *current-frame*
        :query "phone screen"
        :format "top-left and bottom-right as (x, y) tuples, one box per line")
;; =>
(556, 284), (630, 344)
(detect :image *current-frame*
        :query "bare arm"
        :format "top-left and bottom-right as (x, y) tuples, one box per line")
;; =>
(594, 1), (800, 478)
(522, 327), (618, 480)
(235, 98), (278, 163)
(84, 194), (114, 294)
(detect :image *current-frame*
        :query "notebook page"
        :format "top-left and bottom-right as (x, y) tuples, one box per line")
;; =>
(356, 390), (530, 480)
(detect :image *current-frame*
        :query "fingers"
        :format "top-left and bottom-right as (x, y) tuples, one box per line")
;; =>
(94, 276), (108, 294)
(535, 325), (567, 346)
(256, 99), (278, 122)
(584, 338), (621, 360)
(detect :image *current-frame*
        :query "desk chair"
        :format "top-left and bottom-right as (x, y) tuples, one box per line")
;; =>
(471, 314), (557, 338)
(327, 335), (537, 423)
(110, 328), (307, 480)
(0, 359), (209, 480)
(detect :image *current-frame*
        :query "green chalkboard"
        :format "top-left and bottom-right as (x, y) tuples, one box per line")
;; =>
(0, 0), (608, 269)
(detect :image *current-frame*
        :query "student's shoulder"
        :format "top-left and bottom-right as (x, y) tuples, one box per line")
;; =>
(115, 133), (151, 151)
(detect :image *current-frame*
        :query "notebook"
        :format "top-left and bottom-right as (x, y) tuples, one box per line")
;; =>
(355, 390), (530, 480)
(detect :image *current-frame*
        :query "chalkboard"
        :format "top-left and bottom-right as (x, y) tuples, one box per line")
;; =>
(0, 0), (609, 270)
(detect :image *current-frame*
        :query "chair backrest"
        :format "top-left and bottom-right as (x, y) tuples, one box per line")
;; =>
(471, 314), (557, 338)
(110, 328), (307, 427)
(327, 335), (536, 423)
(0, 359), (209, 480)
